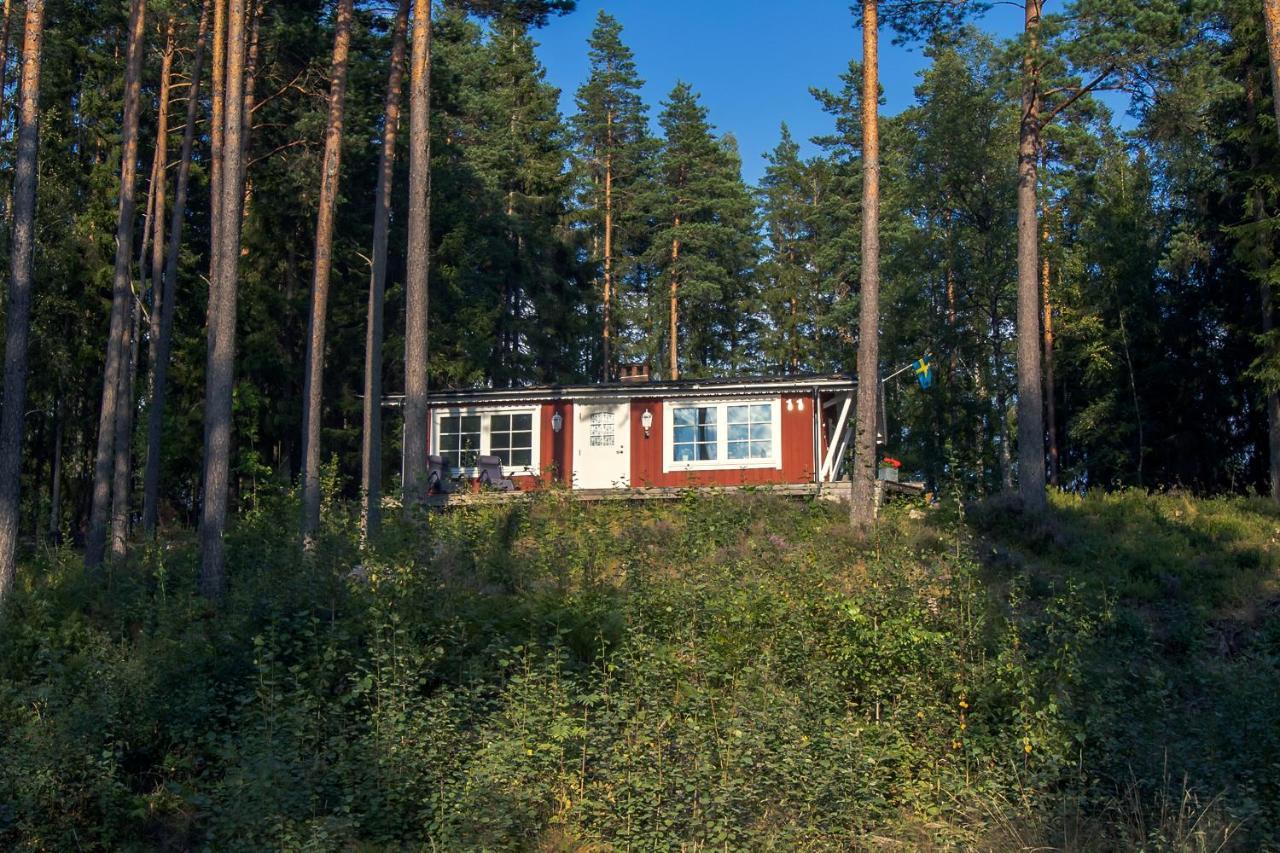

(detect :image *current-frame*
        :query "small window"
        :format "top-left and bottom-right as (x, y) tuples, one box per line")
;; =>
(490, 412), (533, 467)
(672, 406), (718, 461)
(727, 403), (772, 460)
(589, 411), (615, 447)
(439, 414), (481, 469)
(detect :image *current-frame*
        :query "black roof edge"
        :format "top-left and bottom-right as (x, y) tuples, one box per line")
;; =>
(381, 373), (857, 406)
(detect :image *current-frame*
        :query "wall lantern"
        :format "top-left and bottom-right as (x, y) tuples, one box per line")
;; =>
(551, 411), (564, 433)
(641, 409), (654, 437)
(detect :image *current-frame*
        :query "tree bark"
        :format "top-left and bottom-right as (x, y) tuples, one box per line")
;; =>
(144, 0), (210, 537)
(86, 0), (146, 568)
(402, 0), (432, 511)
(300, 0), (355, 548)
(361, 0), (409, 541)
(200, 0), (248, 599)
(147, 17), (176, 397)
(668, 219), (680, 381)
(110, 296), (141, 555)
(850, 0), (880, 532)
(602, 111), (614, 378)
(1259, 0), (1280, 500)
(1015, 0), (1047, 509)
(1042, 221), (1059, 488)
(0, 0), (44, 600)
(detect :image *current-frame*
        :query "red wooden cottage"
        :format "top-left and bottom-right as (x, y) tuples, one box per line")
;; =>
(398, 370), (859, 493)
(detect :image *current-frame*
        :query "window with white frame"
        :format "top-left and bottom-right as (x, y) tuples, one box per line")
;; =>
(489, 412), (533, 467)
(664, 398), (781, 471)
(433, 407), (540, 474)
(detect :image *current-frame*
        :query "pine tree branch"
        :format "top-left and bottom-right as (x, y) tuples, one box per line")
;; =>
(1041, 66), (1114, 126)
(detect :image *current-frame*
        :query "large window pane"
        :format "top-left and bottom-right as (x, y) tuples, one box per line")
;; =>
(439, 415), (481, 469)
(489, 411), (534, 468)
(672, 406), (717, 461)
(726, 403), (772, 461)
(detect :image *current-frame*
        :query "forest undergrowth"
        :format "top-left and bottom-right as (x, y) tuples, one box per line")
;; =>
(0, 488), (1276, 850)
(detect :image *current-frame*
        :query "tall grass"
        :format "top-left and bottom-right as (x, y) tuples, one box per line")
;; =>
(0, 489), (1274, 849)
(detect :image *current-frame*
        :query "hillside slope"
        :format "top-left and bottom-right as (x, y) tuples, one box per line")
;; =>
(0, 490), (1275, 849)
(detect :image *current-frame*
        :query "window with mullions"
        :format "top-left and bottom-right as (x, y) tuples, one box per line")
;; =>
(672, 406), (718, 461)
(727, 404), (772, 460)
(438, 415), (481, 469)
(489, 413), (533, 467)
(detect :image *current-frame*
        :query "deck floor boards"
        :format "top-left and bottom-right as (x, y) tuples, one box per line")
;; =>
(422, 480), (923, 508)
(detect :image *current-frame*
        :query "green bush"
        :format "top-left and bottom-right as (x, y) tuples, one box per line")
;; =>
(0, 490), (1272, 849)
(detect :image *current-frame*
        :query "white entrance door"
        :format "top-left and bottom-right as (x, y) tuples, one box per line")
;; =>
(575, 400), (630, 489)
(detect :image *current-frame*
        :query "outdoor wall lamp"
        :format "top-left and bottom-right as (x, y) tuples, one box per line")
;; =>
(551, 411), (564, 433)
(641, 409), (653, 437)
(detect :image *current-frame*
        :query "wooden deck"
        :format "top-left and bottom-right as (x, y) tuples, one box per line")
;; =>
(424, 480), (925, 508)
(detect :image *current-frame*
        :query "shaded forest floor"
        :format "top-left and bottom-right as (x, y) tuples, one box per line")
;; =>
(0, 489), (1277, 849)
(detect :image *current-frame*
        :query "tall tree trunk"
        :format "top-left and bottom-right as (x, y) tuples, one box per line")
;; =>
(1258, 0), (1280, 500)
(602, 112), (613, 378)
(1014, 0), (1047, 509)
(402, 0), (432, 511)
(668, 218), (680, 380)
(110, 296), (141, 554)
(143, 0), (210, 536)
(147, 17), (176, 396)
(300, 0), (355, 548)
(85, 0), (146, 568)
(200, 0), (248, 599)
(850, 0), (880, 532)
(0, 0), (44, 600)
(1042, 221), (1059, 488)
(361, 0), (409, 541)
(49, 401), (62, 543)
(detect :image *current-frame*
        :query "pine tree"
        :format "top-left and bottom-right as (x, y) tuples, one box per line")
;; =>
(85, 0), (146, 568)
(0, 0), (45, 599)
(645, 82), (757, 379)
(300, 0), (355, 548)
(572, 11), (651, 378)
(850, 0), (881, 531)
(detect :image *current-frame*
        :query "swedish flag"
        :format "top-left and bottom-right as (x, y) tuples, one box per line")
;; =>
(913, 356), (933, 390)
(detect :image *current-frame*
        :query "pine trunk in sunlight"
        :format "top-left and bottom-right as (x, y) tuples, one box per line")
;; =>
(144, 0), (210, 537)
(668, 219), (680, 380)
(0, 0), (44, 600)
(850, 0), (880, 533)
(85, 0), (146, 568)
(361, 0), (409, 542)
(1014, 0), (1047, 510)
(300, 0), (354, 549)
(402, 0), (432, 512)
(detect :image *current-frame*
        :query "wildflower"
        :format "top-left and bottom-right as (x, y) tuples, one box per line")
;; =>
(958, 699), (969, 710)
(916, 711), (924, 720)
(952, 739), (962, 750)
(1023, 739), (1032, 754)
(959, 722), (966, 731)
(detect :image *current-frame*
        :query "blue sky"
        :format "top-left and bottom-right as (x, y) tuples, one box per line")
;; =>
(532, 1), (1029, 185)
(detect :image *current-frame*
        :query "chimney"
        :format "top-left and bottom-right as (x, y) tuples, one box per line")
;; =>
(618, 363), (650, 383)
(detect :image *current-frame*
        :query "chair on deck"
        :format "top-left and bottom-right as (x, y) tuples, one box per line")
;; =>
(476, 455), (515, 491)
(426, 454), (455, 495)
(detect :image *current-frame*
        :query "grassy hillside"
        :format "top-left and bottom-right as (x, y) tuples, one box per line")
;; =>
(0, 490), (1276, 849)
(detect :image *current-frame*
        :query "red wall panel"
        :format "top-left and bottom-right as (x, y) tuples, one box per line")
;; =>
(629, 395), (816, 487)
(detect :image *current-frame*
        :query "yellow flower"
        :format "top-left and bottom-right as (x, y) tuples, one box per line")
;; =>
(916, 711), (925, 720)
(959, 722), (966, 731)
(958, 699), (969, 709)
(952, 739), (962, 750)
(1023, 740), (1032, 754)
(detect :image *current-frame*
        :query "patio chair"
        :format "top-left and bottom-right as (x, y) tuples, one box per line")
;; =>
(426, 454), (456, 495)
(476, 455), (515, 491)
